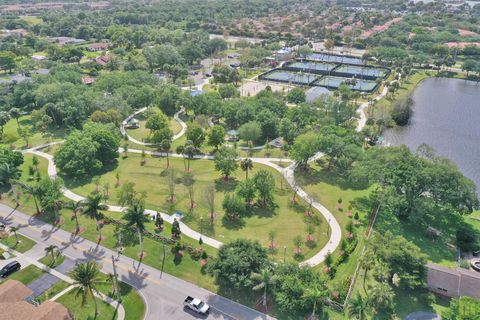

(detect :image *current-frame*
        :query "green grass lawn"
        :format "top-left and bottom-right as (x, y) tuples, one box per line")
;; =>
(0, 234), (36, 253)
(125, 112), (183, 143)
(370, 70), (432, 119)
(20, 15), (43, 25)
(64, 154), (328, 262)
(57, 289), (118, 320)
(36, 280), (71, 303)
(1, 115), (66, 149)
(39, 253), (65, 268)
(2, 264), (44, 285)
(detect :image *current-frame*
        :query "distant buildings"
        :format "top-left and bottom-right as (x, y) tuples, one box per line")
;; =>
(49, 37), (86, 46)
(87, 43), (110, 52)
(0, 28), (28, 38)
(95, 55), (111, 66)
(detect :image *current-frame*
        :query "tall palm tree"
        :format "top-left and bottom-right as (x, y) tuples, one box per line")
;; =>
(240, 158), (253, 179)
(0, 111), (10, 135)
(303, 286), (326, 319)
(66, 200), (83, 234)
(14, 180), (41, 214)
(81, 193), (108, 242)
(9, 226), (19, 244)
(251, 269), (277, 309)
(9, 108), (21, 129)
(160, 139), (171, 168)
(123, 199), (149, 258)
(44, 244), (58, 266)
(71, 261), (104, 319)
(347, 294), (368, 320)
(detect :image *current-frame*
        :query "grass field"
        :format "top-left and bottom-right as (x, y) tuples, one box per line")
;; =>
(20, 15), (43, 25)
(2, 264), (44, 285)
(1, 115), (66, 149)
(125, 112), (183, 143)
(0, 234), (36, 253)
(64, 154), (328, 262)
(39, 252), (65, 268)
(57, 289), (118, 320)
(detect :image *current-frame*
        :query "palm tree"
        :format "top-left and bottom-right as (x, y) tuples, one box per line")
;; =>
(303, 286), (326, 319)
(347, 294), (368, 320)
(9, 108), (21, 129)
(176, 145), (186, 171)
(9, 226), (19, 244)
(240, 158), (253, 179)
(71, 261), (104, 319)
(367, 282), (395, 313)
(81, 193), (108, 242)
(251, 269), (277, 309)
(160, 139), (171, 168)
(66, 200), (83, 234)
(123, 199), (149, 258)
(14, 180), (41, 214)
(106, 273), (118, 296)
(44, 244), (58, 266)
(0, 163), (20, 186)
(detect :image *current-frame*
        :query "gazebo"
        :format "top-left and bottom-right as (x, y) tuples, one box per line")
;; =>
(227, 130), (239, 142)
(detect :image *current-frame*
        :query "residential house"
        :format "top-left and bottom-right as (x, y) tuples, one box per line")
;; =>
(0, 280), (71, 320)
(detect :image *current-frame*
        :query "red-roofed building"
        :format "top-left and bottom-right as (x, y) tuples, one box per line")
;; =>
(445, 42), (480, 49)
(95, 55), (111, 66)
(81, 76), (96, 85)
(87, 43), (110, 52)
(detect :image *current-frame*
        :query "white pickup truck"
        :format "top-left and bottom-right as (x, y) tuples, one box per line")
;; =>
(183, 296), (210, 315)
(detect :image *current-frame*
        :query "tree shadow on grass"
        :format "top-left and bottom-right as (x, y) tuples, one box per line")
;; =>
(214, 178), (238, 193)
(295, 165), (367, 191)
(62, 161), (119, 189)
(221, 216), (245, 230)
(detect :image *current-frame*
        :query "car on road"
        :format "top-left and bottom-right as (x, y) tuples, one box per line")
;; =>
(0, 261), (21, 278)
(183, 296), (210, 315)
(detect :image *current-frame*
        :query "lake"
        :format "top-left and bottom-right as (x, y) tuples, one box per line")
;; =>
(383, 78), (480, 189)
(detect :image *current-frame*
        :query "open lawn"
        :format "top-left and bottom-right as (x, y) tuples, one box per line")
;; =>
(1, 115), (66, 149)
(0, 234), (36, 253)
(64, 154), (328, 262)
(125, 111), (183, 143)
(39, 252), (65, 268)
(2, 264), (44, 285)
(20, 15), (43, 25)
(36, 280), (71, 302)
(57, 289), (118, 320)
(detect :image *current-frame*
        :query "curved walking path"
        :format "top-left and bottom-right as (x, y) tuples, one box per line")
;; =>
(120, 107), (187, 146)
(20, 84), (388, 267)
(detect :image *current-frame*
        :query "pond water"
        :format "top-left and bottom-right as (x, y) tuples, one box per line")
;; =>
(383, 78), (480, 189)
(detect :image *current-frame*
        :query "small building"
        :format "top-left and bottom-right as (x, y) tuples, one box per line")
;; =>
(427, 263), (480, 299)
(95, 55), (111, 66)
(274, 48), (294, 61)
(31, 55), (47, 61)
(81, 76), (96, 85)
(125, 118), (140, 129)
(0, 280), (71, 320)
(305, 86), (333, 104)
(87, 42), (110, 52)
(227, 129), (239, 142)
(49, 37), (85, 46)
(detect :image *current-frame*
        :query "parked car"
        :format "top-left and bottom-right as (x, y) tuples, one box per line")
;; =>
(183, 296), (210, 315)
(0, 261), (21, 278)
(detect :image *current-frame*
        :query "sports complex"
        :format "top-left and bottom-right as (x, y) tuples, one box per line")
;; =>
(259, 52), (389, 92)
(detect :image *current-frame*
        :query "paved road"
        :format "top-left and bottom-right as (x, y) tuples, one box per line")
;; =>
(0, 204), (275, 320)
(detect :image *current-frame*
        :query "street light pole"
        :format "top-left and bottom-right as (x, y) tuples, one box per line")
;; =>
(283, 246), (287, 264)
(111, 255), (122, 303)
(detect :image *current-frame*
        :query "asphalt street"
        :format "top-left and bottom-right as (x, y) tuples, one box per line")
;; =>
(0, 203), (275, 320)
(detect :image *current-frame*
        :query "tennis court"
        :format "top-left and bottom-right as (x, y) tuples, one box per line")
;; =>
(314, 76), (377, 92)
(334, 65), (387, 79)
(306, 53), (364, 65)
(260, 70), (319, 85)
(285, 61), (337, 74)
